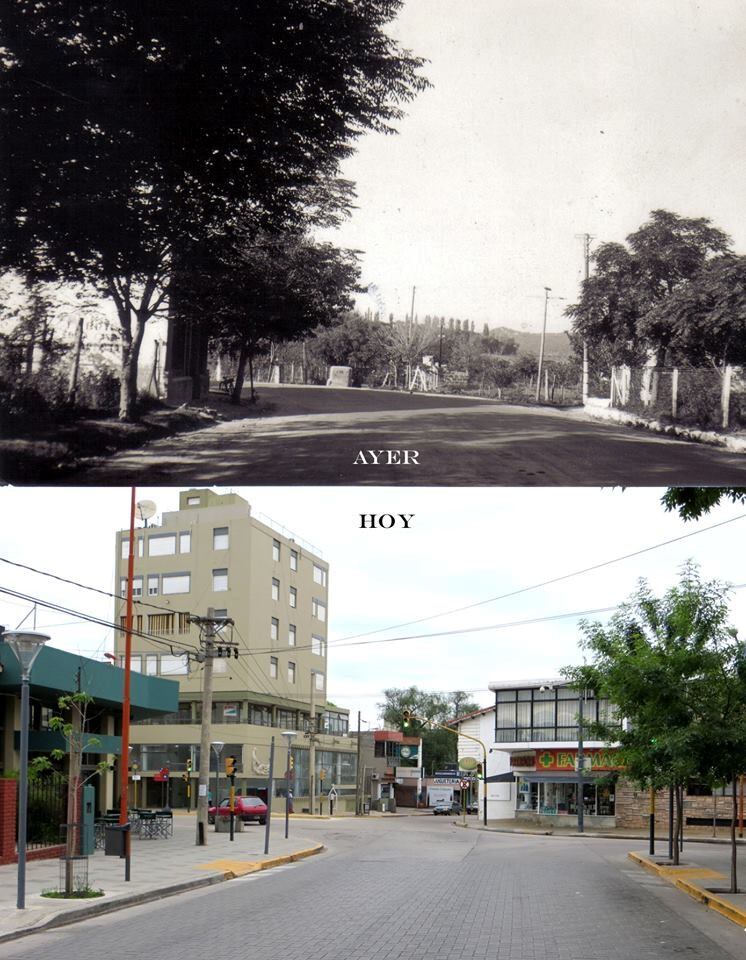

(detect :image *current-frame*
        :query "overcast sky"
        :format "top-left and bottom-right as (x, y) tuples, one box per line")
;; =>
(2, 485), (745, 726)
(328, 0), (746, 332)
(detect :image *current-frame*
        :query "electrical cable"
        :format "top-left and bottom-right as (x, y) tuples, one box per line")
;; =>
(327, 512), (746, 645)
(0, 586), (200, 654)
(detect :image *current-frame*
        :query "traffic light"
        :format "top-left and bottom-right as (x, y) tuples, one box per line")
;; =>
(289, 754), (295, 771)
(225, 755), (237, 777)
(186, 758), (193, 774)
(402, 709), (411, 726)
(181, 773), (188, 782)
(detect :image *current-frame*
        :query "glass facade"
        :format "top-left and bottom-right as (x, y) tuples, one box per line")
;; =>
(516, 778), (616, 817)
(494, 687), (618, 743)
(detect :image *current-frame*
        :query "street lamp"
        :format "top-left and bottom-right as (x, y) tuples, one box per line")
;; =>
(4, 630), (49, 909)
(281, 731), (294, 838)
(211, 741), (224, 819)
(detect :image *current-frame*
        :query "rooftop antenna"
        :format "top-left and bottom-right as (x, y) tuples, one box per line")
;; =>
(136, 500), (157, 528)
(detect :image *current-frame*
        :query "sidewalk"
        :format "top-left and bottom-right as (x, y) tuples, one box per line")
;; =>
(0, 814), (323, 944)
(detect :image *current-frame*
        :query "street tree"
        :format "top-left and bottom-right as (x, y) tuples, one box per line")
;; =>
(175, 229), (360, 403)
(562, 563), (746, 888)
(566, 210), (732, 368)
(644, 255), (746, 370)
(0, 1), (428, 419)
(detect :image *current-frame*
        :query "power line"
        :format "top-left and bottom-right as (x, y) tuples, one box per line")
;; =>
(0, 586), (200, 655)
(327, 512), (746, 646)
(0, 555), (193, 618)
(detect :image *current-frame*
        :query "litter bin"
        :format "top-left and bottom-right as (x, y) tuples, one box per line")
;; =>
(105, 822), (130, 857)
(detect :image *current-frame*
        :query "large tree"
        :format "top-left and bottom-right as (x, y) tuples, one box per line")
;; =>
(661, 487), (746, 520)
(563, 563), (746, 886)
(566, 210), (731, 368)
(0, 1), (428, 418)
(175, 228), (360, 403)
(644, 255), (746, 370)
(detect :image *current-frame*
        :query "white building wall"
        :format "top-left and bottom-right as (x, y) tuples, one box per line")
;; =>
(457, 709), (515, 821)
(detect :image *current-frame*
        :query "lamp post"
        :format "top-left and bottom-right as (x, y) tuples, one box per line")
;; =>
(281, 731), (294, 838)
(211, 741), (224, 821)
(4, 630), (49, 909)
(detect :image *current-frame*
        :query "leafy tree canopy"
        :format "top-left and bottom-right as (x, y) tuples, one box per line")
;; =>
(661, 487), (746, 520)
(566, 210), (732, 367)
(378, 686), (481, 773)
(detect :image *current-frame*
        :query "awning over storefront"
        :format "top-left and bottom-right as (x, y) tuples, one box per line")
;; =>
(515, 771), (615, 783)
(485, 771), (515, 783)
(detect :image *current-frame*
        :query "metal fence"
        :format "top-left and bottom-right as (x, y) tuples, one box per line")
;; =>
(24, 772), (67, 850)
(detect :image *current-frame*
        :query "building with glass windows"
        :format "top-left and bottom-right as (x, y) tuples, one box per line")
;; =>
(458, 678), (738, 830)
(456, 679), (622, 826)
(113, 489), (356, 811)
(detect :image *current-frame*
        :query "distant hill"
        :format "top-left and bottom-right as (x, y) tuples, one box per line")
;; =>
(491, 326), (574, 360)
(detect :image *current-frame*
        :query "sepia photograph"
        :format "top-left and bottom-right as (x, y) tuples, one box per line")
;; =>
(1, 1), (746, 484)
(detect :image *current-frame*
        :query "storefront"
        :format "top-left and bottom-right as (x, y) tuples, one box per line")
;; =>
(511, 747), (620, 827)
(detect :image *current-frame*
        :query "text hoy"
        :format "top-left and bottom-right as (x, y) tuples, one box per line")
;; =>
(360, 514), (415, 529)
(353, 449), (419, 465)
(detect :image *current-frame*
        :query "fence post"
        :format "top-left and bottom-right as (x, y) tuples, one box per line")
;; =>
(721, 365), (733, 430)
(671, 368), (679, 420)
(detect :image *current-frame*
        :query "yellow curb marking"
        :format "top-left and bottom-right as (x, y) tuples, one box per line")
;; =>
(628, 852), (746, 928)
(196, 844), (324, 879)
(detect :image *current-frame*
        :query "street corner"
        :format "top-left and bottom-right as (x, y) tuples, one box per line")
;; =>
(628, 851), (746, 928)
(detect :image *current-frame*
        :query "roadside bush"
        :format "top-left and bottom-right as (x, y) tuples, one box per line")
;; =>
(76, 368), (120, 411)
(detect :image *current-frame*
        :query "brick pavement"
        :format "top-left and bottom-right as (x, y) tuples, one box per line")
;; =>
(2, 816), (744, 960)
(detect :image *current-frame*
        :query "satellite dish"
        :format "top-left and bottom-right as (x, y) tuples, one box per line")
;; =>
(136, 500), (157, 526)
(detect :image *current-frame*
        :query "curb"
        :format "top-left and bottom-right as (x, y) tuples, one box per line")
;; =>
(583, 405), (746, 453)
(628, 851), (746, 928)
(0, 843), (324, 945)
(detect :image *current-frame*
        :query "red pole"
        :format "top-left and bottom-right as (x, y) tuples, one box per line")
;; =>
(120, 487), (136, 826)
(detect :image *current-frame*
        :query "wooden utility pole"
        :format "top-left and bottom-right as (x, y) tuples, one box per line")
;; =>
(576, 232), (593, 404)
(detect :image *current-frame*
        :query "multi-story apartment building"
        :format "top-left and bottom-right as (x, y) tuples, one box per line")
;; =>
(113, 489), (356, 811)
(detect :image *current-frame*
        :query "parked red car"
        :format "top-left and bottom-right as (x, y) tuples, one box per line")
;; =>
(208, 796), (267, 825)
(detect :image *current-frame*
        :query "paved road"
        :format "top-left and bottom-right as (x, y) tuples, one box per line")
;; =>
(68, 386), (746, 486)
(11, 818), (745, 960)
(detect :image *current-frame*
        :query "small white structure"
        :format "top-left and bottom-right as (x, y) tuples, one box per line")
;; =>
(326, 365), (351, 387)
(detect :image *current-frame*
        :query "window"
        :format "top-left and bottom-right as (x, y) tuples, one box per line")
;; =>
(147, 574), (159, 596)
(314, 671), (324, 691)
(288, 661), (296, 684)
(289, 586), (297, 608)
(272, 539), (281, 562)
(178, 612), (191, 634)
(272, 578), (280, 601)
(213, 527), (229, 550)
(161, 655), (189, 676)
(132, 576), (143, 598)
(130, 655), (142, 673)
(313, 564), (327, 587)
(270, 657), (278, 679)
(179, 532), (191, 553)
(212, 568), (228, 591)
(270, 617), (279, 642)
(148, 612), (174, 635)
(250, 705), (271, 726)
(145, 654), (158, 675)
(120, 538), (143, 559)
(187, 496), (201, 505)
(162, 573), (190, 594)
(311, 635), (326, 657)
(277, 709), (297, 729)
(290, 550), (298, 571)
(149, 534), (177, 557)
(312, 598), (326, 622)
(288, 624), (296, 646)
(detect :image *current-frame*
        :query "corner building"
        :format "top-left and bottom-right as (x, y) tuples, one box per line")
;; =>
(114, 489), (355, 811)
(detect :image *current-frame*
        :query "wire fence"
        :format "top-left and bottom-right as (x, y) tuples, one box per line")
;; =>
(24, 772), (67, 850)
